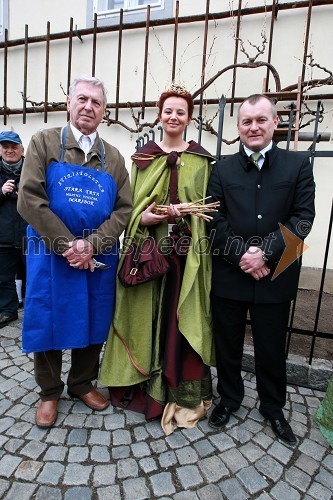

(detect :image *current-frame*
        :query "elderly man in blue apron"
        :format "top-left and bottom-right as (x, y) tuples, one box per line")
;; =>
(18, 76), (132, 428)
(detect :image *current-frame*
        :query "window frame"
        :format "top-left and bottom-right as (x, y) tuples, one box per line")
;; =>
(87, 0), (172, 28)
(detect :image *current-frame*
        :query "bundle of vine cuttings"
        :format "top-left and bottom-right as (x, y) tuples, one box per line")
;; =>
(154, 196), (220, 221)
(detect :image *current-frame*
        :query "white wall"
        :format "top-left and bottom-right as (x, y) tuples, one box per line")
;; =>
(1, 0), (332, 269)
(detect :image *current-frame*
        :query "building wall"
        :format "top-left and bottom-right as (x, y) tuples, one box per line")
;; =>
(1, 0), (332, 269)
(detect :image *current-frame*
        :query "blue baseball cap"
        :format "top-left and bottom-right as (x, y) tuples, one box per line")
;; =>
(0, 131), (22, 144)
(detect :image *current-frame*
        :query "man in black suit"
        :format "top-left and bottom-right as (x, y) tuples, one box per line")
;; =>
(207, 94), (315, 445)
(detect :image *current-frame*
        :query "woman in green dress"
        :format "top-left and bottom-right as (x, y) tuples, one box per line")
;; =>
(99, 83), (215, 434)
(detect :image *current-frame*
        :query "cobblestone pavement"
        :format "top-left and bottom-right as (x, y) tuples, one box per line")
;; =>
(1, 310), (332, 500)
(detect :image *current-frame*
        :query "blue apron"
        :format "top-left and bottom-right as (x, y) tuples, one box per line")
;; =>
(22, 128), (119, 353)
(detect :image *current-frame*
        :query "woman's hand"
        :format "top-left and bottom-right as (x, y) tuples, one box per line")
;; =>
(140, 202), (169, 226)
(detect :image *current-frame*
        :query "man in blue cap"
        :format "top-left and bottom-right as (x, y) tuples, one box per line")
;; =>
(0, 131), (26, 328)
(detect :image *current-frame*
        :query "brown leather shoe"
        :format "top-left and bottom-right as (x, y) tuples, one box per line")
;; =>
(35, 400), (58, 428)
(68, 389), (109, 411)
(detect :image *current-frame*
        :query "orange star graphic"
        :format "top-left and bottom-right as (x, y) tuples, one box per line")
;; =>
(271, 223), (309, 280)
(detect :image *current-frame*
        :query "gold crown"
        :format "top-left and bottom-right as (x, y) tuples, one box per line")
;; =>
(166, 81), (190, 95)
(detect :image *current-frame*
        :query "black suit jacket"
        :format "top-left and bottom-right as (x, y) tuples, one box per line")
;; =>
(207, 144), (316, 303)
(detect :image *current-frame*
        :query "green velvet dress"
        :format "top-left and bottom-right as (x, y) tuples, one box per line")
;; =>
(99, 141), (216, 433)
(315, 377), (333, 447)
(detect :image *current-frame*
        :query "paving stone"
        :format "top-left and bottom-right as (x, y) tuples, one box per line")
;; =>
(14, 460), (43, 480)
(45, 428), (68, 444)
(193, 438), (215, 458)
(84, 414), (104, 428)
(68, 446), (89, 463)
(315, 468), (333, 491)
(220, 448), (249, 473)
(198, 455), (229, 481)
(299, 438), (327, 461)
(133, 426), (149, 441)
(236, 465), (269, 495)
(117, 458), (139, 479)
(90, 445), (110, 462)
(131, 441), (151, 458)
(208, 433), (235, 452)
(176, 465), (204, 489)
(67, 428), (88, 445)
(174, 491), (199, 499)
(252, 432), (274, 449)
(63, 464), (93, 485)
(270, 480), (301, 499)
(150, 439), (168, 454)
(112, 428), (132, 446)
(285, 465), (312, 492)
(159, 450), (178, 468)
(20, 439), (48, 459)
(0, 454), (22, 477)
(166, 432), (190, 449)
(239, 442), (265, 462)
(2, 481), (38, 500)
(43, 445), (68, 462)
(150, 471), (176, 497)
(64, 487), (93, 499)
(322, 454), (333, 471)
(294, 421), (308, 438)
(294, 453), (321, 476)
(255, 454), (284, 483)
(267, 440), (294, 465)
(93, 464), (117, 486)
(4, 438), (24, 453)
(125, 410), (147, 425)
(37, 462), (65, 485)
(24, 425), (48, 441)
(146, 420), (166, 439)
(104, 413), (125, 430)
(0, 478), (10, 498)
(35, 486), (62, 499)
(218, 477), (250, 499)
(307, 481), (333, 500)
(5, 403), (30, 418)
(309, 427), (331, 447)
(63, 414), (86, 427)
(227, 424), (252, 444)
(96, 485), (121, 499)
(292, 410), (308, 425)
(181, 426), (205, 441)
(112, 445), (131, 459)
(139, 457), (158, 473)
(123, 477), (150, 499)
(176, 446), (199, 465)
(197, 483), (224, 499)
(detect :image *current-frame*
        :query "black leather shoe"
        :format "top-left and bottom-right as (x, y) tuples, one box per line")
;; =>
(261, 413), (297, 445)
(0, 313), (18, 329)
(208, 405), (232, 429)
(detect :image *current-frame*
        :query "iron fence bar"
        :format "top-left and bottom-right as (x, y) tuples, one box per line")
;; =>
(310, 100), (322, 167)
(44, 21), (50, 124)
(197, 116), (202, 144)
(1, 1), (331, 50)
(115, 9), (124, 121)
(92, 13), (97, 76)
(3, 29), (8, 125)
(171, 0), (179, 81)
(23, 25), (29, 124)
(216, 94), (226, 159)
(199, 0), (210, 120)
(66, 18), (74, 122)
(265, 0), (278, 92)
(230, 0), (242, 117)
(141, 5), (150, 120)
(285, 104), (295, 151)
(301, 0), (313, 91)
(308, 198), (333, 364)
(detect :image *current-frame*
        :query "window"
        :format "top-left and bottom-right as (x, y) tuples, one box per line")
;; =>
(87, 0), (172, 27)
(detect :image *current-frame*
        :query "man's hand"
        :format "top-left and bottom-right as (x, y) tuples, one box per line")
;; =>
(1, 179), (16, 195)
(239, 246), (270, 280)
(62, 239), (95, 271)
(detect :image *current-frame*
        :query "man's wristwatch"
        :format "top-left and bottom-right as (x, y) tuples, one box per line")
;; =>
(262, 251), (269, 262)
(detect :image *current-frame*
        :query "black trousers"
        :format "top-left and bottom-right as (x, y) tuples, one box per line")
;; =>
(0, 246), (25, 315)
(211, 294), (291, 420)
(34, 344), (103, 401)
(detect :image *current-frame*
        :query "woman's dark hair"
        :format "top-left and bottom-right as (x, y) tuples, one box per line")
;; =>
(157, 90), (194, 119)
